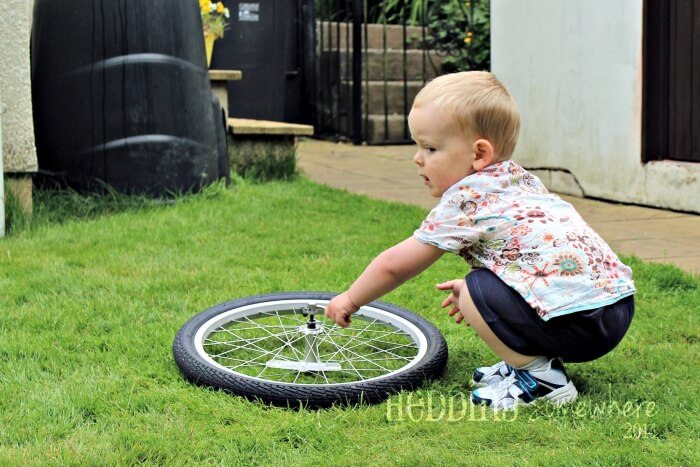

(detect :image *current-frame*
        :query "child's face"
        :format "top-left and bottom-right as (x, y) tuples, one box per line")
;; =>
(408, 103), (476, 198)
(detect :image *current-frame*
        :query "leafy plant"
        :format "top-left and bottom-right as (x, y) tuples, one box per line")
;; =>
(314, 0), (490, 72)
(313, 0), (427, 24)
(423, 0), (490, 72)
(368, 0), (426, 24)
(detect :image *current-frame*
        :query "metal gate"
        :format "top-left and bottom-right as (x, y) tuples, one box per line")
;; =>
(315, 0), (490, 145)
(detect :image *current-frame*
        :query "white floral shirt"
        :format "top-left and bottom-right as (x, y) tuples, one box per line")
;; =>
(414, 160), (636, 320)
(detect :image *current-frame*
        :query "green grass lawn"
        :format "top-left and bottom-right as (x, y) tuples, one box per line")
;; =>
(1, 177), (698, 465)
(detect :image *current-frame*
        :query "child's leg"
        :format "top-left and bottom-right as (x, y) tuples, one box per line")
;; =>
(458, 276), (577, 410)
(458, 280), (540, 368)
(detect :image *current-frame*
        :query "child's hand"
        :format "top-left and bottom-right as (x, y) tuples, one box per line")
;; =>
(325, 292), (360, 328)
(436, 279), (468, 325)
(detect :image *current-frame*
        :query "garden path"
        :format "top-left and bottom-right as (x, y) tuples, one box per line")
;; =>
(297, 139), (700, 275)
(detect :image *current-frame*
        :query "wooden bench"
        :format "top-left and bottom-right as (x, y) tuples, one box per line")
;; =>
(208, 69), (314, 179)
(226, 118), (314, 137)
(209, 70), (314, 138)
(208, 69), (242, 120)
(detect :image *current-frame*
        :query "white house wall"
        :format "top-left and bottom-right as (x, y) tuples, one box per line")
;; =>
(491, 0), (700, 214)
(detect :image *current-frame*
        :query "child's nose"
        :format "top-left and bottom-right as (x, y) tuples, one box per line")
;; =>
(413, 150), (423, 166)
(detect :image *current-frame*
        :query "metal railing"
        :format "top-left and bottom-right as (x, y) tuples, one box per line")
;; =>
(314, 0), (489, 145)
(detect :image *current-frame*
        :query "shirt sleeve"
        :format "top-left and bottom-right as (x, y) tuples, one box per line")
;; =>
(413, 192), (481, 254)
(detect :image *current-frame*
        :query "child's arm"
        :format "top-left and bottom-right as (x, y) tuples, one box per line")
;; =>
(325, 237), (444, 327)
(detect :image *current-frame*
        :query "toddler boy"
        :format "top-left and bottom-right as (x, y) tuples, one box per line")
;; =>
(325, 71), (635, 410)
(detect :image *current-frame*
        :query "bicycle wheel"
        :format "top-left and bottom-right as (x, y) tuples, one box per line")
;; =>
(173, 292), (448, 408)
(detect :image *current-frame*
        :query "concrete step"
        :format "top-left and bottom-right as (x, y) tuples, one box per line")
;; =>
(318, 21), (426, 50)
(321, 48), (442, 82)
(336, 80), (423, 116)
(365, 114), (412, 144)
(330, 114), (412, 145)
(318, 79), (421, 143)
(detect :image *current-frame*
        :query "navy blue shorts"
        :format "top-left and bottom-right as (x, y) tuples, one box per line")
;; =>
(465, 268), (634, 363)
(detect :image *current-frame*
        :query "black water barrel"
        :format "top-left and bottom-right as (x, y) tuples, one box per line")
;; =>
(31, 0), (228, 195)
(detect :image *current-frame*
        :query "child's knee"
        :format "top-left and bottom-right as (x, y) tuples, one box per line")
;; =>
(458, 281), (475, 315)
(458, 281), (487, 327)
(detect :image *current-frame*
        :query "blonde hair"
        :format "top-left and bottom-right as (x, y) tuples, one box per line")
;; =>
(412, 71), (520, 160)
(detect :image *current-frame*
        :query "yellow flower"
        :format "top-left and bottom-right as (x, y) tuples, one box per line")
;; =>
(464, 31), (473, 44)
(201, 0), (230, 39)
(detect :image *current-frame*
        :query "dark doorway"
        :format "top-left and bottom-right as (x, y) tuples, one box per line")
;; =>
(643, 0), (700, 163)
(210, 0), (315, 124)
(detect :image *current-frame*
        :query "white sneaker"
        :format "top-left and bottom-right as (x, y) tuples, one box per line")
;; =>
(471, 358), (578, 411)
(472, 361), (513, 387)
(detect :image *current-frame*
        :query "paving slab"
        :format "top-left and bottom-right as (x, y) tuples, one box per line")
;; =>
(296, 139), (700, 275)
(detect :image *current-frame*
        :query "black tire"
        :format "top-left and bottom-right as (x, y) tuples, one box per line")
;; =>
(173, 292), (448, 408)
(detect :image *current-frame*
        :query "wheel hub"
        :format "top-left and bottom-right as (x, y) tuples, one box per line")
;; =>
(265, 302), (343, 373)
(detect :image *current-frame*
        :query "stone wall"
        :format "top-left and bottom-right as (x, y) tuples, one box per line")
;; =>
(0, 0), (37, 174)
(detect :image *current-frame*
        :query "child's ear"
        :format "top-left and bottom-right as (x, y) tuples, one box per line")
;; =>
(472, 138), (495, 171)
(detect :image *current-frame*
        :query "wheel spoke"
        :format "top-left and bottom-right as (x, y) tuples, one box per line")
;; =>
(324, 327), (418, 357)
(206, 328), (303, 360)
(192, 301), (429, 385)
(318, 329), (394, 374)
